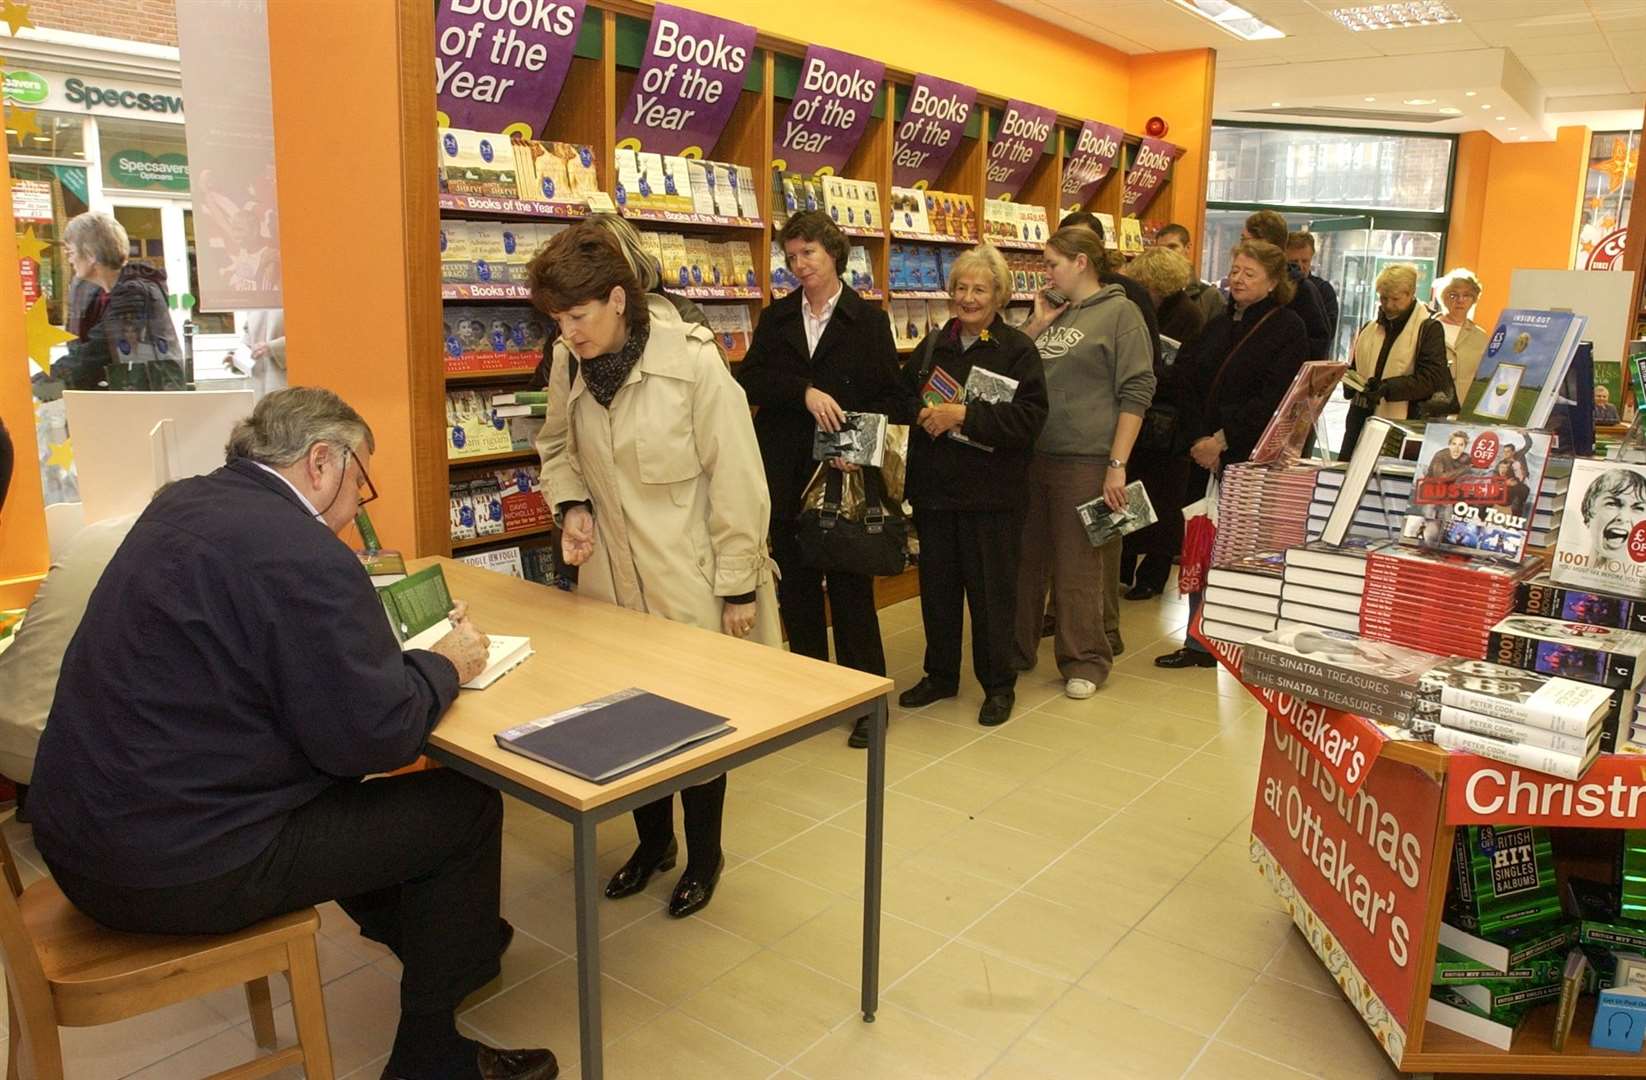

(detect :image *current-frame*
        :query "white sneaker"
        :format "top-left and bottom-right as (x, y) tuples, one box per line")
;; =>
(1065, 678), (1098, 699)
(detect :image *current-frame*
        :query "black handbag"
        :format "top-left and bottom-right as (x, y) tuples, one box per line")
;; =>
(796, 465), (909, 577)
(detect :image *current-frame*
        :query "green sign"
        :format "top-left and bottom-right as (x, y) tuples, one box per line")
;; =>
(105, 148), (188, 191)
(3, 70), (48, 105)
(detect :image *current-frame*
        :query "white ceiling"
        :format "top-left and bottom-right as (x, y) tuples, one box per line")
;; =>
(996, 0), (1646, 139)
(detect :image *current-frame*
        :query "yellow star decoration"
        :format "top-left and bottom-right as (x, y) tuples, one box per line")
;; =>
(1597, 138), (1638, 193)
(45, 435), (72, 471)
(14, 224), (47, 261)
(0, 0), (33, 34)
(22, 295), (73, 369)
(7, 106), (39, 141)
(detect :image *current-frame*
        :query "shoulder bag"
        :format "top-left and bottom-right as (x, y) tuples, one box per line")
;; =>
(796, 464), (909, 577)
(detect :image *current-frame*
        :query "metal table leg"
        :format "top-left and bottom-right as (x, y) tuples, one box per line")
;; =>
(861, 693), (888, 1021)
(572, 815), (604, 1078)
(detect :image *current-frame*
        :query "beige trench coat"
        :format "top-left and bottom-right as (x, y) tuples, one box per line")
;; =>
(537, 296), (781, 645)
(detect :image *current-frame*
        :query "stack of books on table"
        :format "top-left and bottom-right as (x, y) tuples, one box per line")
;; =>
(1276, 540), (1372, 635)
(1488, 615), (1646, 693)
(1305, 458), (1413, 544)
(1359, 543), (1540, 660)
(1238, 624), (1442, 723)
(1209, 462), (1322, 569)
(1528, 457), (1572, 549)
(1412, 655), (1613, 779)
(1200, 554), (1284, 644)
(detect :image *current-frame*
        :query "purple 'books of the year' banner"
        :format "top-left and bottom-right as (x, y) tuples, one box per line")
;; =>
(616, 4), (756, 156)
(435, 0), (588, 136)
(774, 45), (885, 175)
(892, 74), (976, 189)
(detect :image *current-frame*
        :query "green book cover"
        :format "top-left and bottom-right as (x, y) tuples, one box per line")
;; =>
(355, 508), (383, 553)
(378, 565), (453, 642)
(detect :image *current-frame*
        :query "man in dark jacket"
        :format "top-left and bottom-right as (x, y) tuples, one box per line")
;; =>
(26, 388), (557, 1080)
(1287, 231), (1339, 348)
(1244, 210), (1331, 359)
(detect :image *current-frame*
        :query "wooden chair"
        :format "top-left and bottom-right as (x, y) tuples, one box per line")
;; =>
(0, 830), (334, 1079)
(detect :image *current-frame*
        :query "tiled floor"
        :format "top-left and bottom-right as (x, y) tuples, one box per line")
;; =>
(4, 591), (1411, 1079)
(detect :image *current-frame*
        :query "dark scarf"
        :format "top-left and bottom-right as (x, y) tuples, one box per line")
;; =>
(582, 318), (650, 408)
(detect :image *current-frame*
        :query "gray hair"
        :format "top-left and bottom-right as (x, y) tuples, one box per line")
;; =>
(63, 211), (128, 271)
(586, 212), (660, 292)
(947, 244), (1012, 310)
(226, 387), (375, 467)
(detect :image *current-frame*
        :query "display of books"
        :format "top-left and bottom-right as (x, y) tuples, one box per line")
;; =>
(1462, 308), (1590, 428)
(1517, 573), (1646, 632)
(1401, 423), (1551, 563)
(1210, 462), (1321, 569)
(1242, 624), (1442, 711)
(1550, 458), (1646, 600)
(444, 306), (550, 375)
(1419, 656), (1613, 735)
(1249, 361), (1349, 465)
(812, 411), (888, 467)
(1488, 614), (1646, 690)
(1075, 481), (1156, 548)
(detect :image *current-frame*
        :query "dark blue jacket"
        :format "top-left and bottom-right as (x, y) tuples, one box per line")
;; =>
(29, 459), (459, 889)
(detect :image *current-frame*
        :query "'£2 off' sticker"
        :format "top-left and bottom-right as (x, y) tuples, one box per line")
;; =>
(1629, 520), (1646, 563)
(1470, 430), (1499, 469)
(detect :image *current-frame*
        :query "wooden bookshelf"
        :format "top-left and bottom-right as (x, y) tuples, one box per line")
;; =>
(452, 523), (555, 551)
(446, 449), (537, 468)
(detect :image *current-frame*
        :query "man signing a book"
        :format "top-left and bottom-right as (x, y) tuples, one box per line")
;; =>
(25, 388), (559, 1080)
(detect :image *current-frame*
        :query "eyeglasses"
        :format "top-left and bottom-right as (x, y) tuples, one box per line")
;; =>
(344, 448), (379, 505)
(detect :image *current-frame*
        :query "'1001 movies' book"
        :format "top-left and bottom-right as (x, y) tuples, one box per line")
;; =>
(1551, 458), (1646, 601)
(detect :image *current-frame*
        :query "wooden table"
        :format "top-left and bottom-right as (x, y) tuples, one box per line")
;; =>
(416, 559), (893, 1079)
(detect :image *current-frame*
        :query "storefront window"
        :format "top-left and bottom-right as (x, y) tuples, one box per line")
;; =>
(1574, 130), (1637, 270)
(1208, 125), (1452, 213)
(98, 117), (189, 194)
(11, 161), (89, 326)
(6, 110), (85, 160)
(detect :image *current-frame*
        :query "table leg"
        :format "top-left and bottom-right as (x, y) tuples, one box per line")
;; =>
(572, 815), (604, 1078)
(861, 694), (888, 1022)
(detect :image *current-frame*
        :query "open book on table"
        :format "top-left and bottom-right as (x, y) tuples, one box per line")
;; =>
(380, 564), (532, 690)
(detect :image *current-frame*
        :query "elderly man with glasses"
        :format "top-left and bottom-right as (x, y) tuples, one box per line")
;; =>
(26, 387), (559, 1080)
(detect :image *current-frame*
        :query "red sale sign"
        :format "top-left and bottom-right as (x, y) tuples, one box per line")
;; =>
(1252, 718), (1442, 1064)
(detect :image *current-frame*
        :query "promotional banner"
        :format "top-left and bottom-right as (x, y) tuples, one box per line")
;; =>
(773, 46), (884, 175)
(435, 0), (587, 136)
(1060, 120), (1123, 208)
(891, 74), (976, 189)
(1252, 718), (1442, 1067)
(985, 98), (1055, 200)
(1448, 753), (1646, 827)
(1121, 136), (1183, 217)
(616, 4), (756, 157)
(175, 0), (281, 308)
(1195, 619), (1388, 798)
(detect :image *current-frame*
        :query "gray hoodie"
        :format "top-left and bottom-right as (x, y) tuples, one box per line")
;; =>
(1032, 283), (1156, 461)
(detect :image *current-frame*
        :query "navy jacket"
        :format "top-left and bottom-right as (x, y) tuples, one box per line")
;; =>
(29, 459), (459, 889)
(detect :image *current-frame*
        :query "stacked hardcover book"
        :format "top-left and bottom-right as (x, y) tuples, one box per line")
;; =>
(1239, 625), (1442, 723)
(1414, 656), (1613, 779)
(1304, 458), (1414, 544)
(1200, 556), (1284, 644)
(1210, 462), (1322, 570)
(1359, 543), (1539, 660)
(1276, 541), (1370, 635)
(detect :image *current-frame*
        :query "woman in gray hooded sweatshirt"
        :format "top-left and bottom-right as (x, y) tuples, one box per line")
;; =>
(1012, 225), (1155, 700)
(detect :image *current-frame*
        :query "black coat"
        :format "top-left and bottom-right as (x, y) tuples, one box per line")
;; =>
(896, 315), (1047, 512)
(1181, 293), (1309, 468)
(1157, 290), (1207, 353)
(27, 460), (459, 889)
(1290, 274), (1332, 359)
(738, 285), (901, 523)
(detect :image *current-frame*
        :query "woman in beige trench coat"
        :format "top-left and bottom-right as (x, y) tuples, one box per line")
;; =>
(532, 222), (777, 918)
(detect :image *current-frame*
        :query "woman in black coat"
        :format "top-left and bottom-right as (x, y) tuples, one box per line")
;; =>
(737, 211), (902, 747)
(1155, 238), (1308, 670)
(895, 245), (1047, 728)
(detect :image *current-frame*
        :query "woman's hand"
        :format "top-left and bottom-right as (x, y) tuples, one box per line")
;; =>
(1031, 289), (1069, 328)
(917, 403), (966, 438)
(804, 387), (846, 432)
(560, 505), (595, 566)
(828, 459), (861, 473)
(1103, 465), (1128, 512)
(722, 601), (757, 639)
(1189, 435), (1224, 472)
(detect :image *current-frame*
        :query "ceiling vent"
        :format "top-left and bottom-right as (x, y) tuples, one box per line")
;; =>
(1239, 105), (1454, 124)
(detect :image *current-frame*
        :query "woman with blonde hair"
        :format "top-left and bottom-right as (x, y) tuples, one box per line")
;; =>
(896, 244), (1047, 726)
(1338, 262), (1450, 456)
(1433, 268), (1488, 412)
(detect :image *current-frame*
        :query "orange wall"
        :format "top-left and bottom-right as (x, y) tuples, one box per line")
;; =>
(267, 1), (421, 552)
(1129, 49), (1217, 275)
(1448, 125), (1589, 332)
(0, 130), (50, 610)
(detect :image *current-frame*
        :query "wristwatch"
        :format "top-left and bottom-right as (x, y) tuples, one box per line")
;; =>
(1108, 458), (1127, 469)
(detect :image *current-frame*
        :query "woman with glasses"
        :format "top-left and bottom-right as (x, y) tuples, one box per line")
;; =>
(1433, 269), (1488, 413)
(531, 221), (777, 918)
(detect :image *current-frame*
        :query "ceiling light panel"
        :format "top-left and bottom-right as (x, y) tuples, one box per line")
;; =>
(1330, 2), (1461, 32)
(1169, 0), (1286, 41)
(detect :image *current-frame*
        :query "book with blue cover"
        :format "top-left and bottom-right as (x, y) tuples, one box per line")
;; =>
(495, 688), (733, 783)
(1463, 309), (1590, 429)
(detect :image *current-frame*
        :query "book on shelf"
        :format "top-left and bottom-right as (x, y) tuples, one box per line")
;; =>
(492, 465), (552, 532)
(663, 156), (695, 214)
(1432, 943), (1562, 987)
(1075, 481), (1157, 548)
(469, 476), (506, 537)
(1424, 989), (1519, 1051)
(1401, 423), (1551, 563)
(1201, 619), (1265, 644)
(1279, 582), (1362, 613)
(813, 411), (888, 467)
(1550, 457), (1646, 600)
(1206, 560), (1286, 597)
(450, 486), (477, 541)
(494, 687), (733, 784)
(460, 546), (526, 578)
(1238, 659), (1418, 721)
(1419, 701), (1598, 755)
(1248, 361), (1349, 465)
(1592, 987), (1646, 1052)
(1423, 721), (1600, 778)
(1550, 948), (1591, 1052)
(1283, 564), (1367, 595)
(703, 305), (754, 361)
(845, 245), (875, 292)
(1118, 216), (1145, 254)
(1204, 583), (1281, 613)
(1418, 655), (1612, 735)
(710, 163), (740, 218)
(890, 186), (932, 235)
(1200, 603), (1276, 632)
(1285, 539), (1374, 578)
(446, 389), (516, 458)
(438, 128), (516, 197)
(1462, 308), (1590, 428)
(1279, 601), (1359, 635)
(1321, 417), (1397, 546)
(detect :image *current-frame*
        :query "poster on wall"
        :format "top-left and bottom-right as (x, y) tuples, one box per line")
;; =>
(175, 0), (281, 310)
(615, 4), (756, 157)
(434, 0), (587, 136)
(1060, 120), (1123, 209)
(984, 99), (1054, 200)
(772, 45), (884, 175)
(1121, 136), (1182, 218)
(11, 178), (51, 223)
(891, 74), (975, 189)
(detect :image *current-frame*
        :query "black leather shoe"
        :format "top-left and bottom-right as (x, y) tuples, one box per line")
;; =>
(1108, 634), (1125, 656)
(381, 1045), (558, 1080)
(604, 839), (677, 899)
(1154, 647), (1216, 669)
(898, 678), (957, 708)
(1125, 584), (1161, 601)
(848, 715), (882, 748)
(668, 855), (724, 918)
(977, 692), (1015, 727)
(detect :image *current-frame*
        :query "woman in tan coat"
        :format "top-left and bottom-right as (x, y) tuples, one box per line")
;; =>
(533, 222), (778, 918)
(1435, 269), (1489, 408)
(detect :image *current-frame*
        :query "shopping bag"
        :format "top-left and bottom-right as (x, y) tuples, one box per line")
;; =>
(1176, 472), (1218, 596)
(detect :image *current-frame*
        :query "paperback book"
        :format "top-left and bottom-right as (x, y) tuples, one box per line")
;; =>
(1076, 481), (1157, 548)
(812, 412), (889, 467)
